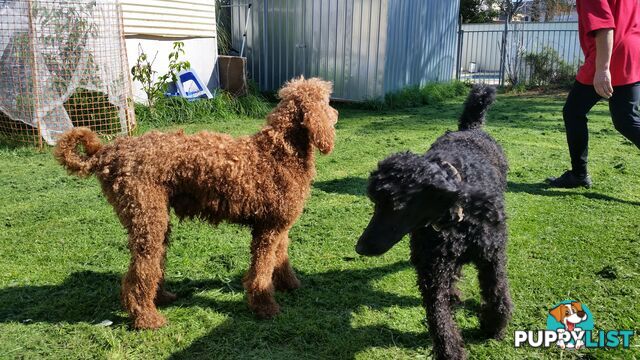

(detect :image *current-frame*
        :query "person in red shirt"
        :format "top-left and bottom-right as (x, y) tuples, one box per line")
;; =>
(547, 0), (640, 188)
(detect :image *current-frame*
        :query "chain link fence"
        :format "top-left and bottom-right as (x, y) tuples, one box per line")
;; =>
(0, 0), (135, 146)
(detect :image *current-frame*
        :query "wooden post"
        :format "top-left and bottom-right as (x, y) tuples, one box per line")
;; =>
(27, 0), (43, 148)
(117, 2), (136, 135)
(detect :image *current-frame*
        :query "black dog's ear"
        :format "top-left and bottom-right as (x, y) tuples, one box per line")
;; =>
(416, 163), (464, 223)
(422, 162), (462, 199)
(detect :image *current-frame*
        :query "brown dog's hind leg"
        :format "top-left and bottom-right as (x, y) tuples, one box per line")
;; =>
(155, 224), (177, 306)
(272, 230), (301, 292)
(119, 188), (170, 329)
(243, 226), (282, 319)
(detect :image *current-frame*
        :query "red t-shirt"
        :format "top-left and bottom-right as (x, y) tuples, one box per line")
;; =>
(576, 0), (640, 86)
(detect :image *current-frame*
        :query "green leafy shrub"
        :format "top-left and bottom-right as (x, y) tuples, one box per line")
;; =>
(358, 81), (469, 110)
(420, 81), (469, 104)
(384, 86), (424, 108)
(64, 88), (122, 133)
(525, 47), (575, 88)
(135, 83), (271, 126)
(131, 42), (191, 108)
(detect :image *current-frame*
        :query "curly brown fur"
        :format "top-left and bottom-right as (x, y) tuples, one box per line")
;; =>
(356, 85), (512, 360)
(54, 127), (103, 177)
(55, 77), (338, 329)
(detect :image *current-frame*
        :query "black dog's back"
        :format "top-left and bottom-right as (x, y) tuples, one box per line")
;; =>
(426, 85), (507, 192)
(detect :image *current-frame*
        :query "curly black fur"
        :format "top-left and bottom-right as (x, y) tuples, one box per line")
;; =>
(356, 85), (512, 360)
(458, 84), (497, 130)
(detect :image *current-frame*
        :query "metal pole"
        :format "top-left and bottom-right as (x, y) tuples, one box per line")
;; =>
(499, 17), (509, 87)
(262, 1), (268, 89)
(456, 16), (463, 81)
(240, 3), (252, 57)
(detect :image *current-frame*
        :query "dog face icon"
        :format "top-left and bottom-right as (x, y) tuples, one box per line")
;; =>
(549, 301), (588, 331)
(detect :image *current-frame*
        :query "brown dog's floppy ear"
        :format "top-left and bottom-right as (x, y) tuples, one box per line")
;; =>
(549, 305), (565, 322)
(278, 77), (336, 154)
(301, 97), (336, 154)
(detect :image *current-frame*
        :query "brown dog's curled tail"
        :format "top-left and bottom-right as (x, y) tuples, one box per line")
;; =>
(54, 127), (103, 177)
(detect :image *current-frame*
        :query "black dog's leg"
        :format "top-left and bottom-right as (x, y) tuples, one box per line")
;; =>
(476, 241), (512, 339)
(449, 264), (463, 307)
(418, 262), (466, 360)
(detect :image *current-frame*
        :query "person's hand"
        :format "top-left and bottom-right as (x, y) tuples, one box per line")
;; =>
(593, 69), (613, 99)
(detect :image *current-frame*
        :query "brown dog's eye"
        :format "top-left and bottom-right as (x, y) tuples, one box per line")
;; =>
(565, 310), (570, 315)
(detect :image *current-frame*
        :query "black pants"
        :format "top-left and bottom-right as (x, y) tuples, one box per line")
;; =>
(563, 81), (640, 176)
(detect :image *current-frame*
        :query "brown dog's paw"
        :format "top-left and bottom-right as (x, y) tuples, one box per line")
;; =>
(253, 302), (281, 319)
(132, 312), (167, 330)
(274, 274), (301, 292)
(155, 290), (178, 306)
(248, 291), (281, 319)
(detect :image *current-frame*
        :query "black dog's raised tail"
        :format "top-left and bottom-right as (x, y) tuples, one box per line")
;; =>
(458, 84), (496, 131)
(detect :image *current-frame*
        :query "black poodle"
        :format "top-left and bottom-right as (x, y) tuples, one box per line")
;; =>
(356, 85), (512, 360)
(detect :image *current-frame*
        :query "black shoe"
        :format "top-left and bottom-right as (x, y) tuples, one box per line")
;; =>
(546, 170), (592, 188)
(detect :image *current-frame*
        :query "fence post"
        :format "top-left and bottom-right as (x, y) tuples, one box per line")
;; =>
(27, 0), (44, 148)
(499, 18), (509, 87)
(456, 16), (463, 81)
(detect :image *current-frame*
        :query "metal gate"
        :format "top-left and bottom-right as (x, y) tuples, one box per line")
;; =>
(456, 22), (583, 87)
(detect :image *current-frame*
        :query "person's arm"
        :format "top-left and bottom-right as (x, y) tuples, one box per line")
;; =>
(593, 29), (614, 98)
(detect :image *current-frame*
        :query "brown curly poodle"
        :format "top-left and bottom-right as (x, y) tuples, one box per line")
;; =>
(54, 77), (338, 329)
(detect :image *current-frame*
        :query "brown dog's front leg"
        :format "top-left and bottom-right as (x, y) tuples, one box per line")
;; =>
(243, 226), (281, 319)
(272, 230), (301, 291)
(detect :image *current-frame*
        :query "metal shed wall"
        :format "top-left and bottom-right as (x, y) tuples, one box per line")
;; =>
(231, 0), (459, 101)
(383, 0), (459, 93)
(231, 0), (387, 100)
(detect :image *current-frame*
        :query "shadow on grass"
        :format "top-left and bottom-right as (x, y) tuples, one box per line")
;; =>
(0, 271), (230, 326)
(0, 271), (124, 325)
(168, 261), (488, 359)
(0, 262), (492, 359)
(315, 177), (369, 196)
(0, 264), (418, 326)
(507, 181), (640, 206)
(316, 177), (640, 207)
(334, 96), (574, 137)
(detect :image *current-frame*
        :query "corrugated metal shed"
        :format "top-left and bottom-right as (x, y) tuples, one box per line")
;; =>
(384, 1), (459, 93)
(121, 0), (216, 38)
(231, 0), (460, 100)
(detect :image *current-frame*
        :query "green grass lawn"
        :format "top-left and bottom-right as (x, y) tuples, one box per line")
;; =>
(1, 92), (639, 359)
